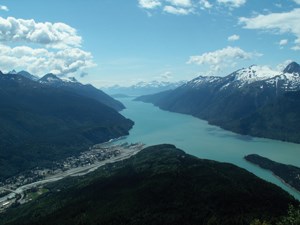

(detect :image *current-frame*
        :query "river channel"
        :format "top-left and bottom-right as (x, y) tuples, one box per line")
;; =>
(118, 97), (300, 200)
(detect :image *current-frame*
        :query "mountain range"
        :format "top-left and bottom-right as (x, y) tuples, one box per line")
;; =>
(136, 62), (300, 143)
(0, 71), (133, 178)
(102, 80), (186, 96)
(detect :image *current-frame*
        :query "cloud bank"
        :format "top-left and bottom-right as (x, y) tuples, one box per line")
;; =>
(0, 44), (95, 76)
(0, 17), (81, 49)
(0, 16), (95, 76)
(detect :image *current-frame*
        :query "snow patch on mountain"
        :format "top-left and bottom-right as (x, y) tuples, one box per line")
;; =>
(234, 65), (279, 83)
(103, 80), (186, 96)
(185, 76), (221, 88)
(188, 62), (300, 91)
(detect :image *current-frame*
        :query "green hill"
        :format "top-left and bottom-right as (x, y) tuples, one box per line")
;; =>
(1, 144), (297, 225)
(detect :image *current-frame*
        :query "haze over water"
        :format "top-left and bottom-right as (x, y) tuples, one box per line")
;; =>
(118, 97), (300, 200)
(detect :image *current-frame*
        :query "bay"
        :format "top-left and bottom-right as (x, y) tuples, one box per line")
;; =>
(118, 97), (300, 200)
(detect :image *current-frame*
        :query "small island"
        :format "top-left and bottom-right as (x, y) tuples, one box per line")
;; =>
(245, 154), (300, 192)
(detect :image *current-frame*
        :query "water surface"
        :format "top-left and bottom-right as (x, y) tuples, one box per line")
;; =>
(118, 98), (300, 200)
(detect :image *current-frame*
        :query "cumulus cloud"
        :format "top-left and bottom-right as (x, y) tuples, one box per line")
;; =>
(138, 0), (161, 9)
(0, 17), (81, 49)
(163, 5), (193, 15)
(228, 34), (240, 41)
(160, 71), (173, 79)
(293, 0), (300, 4)
(0, 5), (8, 11)
(0, 44), (95, 76)
(187, 46), (260, 74)
(166, 0), (192, 7)
(239, 8), (300, 51)
(0, 16), (95, 77)
(279, 39), (288, 46)
(217, 0), (246, 8)
(199, 0), (213, 9)
(138, 0), (195, 15)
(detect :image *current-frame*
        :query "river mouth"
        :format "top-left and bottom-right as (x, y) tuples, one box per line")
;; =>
(118, 97), (300, 200)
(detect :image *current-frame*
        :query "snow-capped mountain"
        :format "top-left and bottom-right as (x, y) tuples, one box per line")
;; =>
(136, 62), (300, 143)
(38, 73), (79, 85)
(186, 62), (300, 92)
(103, 80), (186, 96)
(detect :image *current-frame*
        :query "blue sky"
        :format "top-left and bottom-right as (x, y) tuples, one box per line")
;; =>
(0, 0), (299, 87)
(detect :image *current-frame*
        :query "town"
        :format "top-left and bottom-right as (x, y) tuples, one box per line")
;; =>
(0, 141), (144, 212)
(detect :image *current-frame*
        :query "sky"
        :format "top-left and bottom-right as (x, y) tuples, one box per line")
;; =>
(0, 0), (299, 87)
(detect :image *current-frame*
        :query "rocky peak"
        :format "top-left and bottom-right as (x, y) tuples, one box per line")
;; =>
(283, 62), (300, 74)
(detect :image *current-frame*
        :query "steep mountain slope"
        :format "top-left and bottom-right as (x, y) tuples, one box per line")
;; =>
(0, 144), (297, 225)
(0, 72), (133, 178)
(39, 73), (125, 111)
(17, 71), (39, 81)
(103, 80), (186, 96)
(136, 62), (300, 143)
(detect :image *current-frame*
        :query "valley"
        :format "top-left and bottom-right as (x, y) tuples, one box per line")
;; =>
(0, 142), (144, 212)
(117, 97), (300, 200)
(0, 145), (298, 225)
(1, 1), (300, 224)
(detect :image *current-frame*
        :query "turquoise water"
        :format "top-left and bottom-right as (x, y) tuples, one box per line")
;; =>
(118, 97), (300, 200)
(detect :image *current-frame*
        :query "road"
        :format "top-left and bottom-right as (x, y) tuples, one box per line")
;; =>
(0, 146), (142, 207)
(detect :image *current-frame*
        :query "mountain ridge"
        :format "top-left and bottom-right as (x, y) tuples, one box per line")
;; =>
(0, 71), (133, 178)
(38, 73), (125, 111)
(136, 62), (300, 143)
(102, 80), (186, 96)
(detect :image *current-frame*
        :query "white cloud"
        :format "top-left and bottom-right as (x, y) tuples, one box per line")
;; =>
(293, 0), (300, 4)
(228, 34), (240, 41)
(137, 0), (244, 14)
(160, 71), (173, 79)
(0, 5), (8, 11)
(0, 44), (95, 76)
(138, 0), (162, 9)
(187, 46), (260, 74)
(0, 17), (81, 49)
(239, 8), (300, 51)
(279, 39), (288, 46)
(217, 0), (246, 8)
(166, 0), (192, 7)
(163, 5), (193, 15)
(274, 3), (282, 8)
(199, 0), (213, 9)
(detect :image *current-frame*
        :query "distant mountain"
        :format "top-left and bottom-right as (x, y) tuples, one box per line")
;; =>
(17, 70), (39, 81)
(136, 62), (300, 143)
(103, 80), (186, 96)
(0, 144), (297, 225)
(39, 73), (125, 111)
(0, 72), (133, 178)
